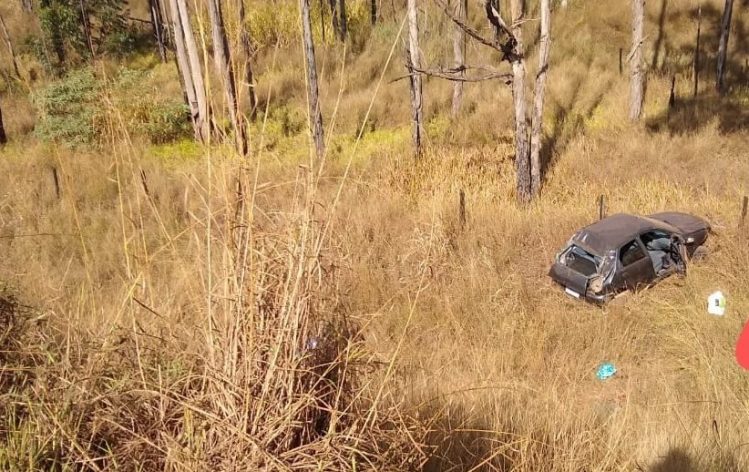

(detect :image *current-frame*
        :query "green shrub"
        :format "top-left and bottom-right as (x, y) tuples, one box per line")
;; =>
(32, 68), (99, 145)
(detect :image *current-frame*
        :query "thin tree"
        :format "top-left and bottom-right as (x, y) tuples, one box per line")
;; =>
(168, 0), (208, 142)
(629, 0), (645, 121)
(0, 15), (21, 79)
(176, 0), (209, 141)
(436, 0), (539, 203)
(0, 97), (6, 145)
(339, 0), (348, 41)
(238, 0), (258, 121)
(149, 0), (167, 62)
(300, 0), (325, 158)
(530, 0), (551, 197)
(371, 0), (377, 24)
(716, 0), (734, 95)
(208, 0), (247, 154)
(21, 0), (33, 12)
(329, 0), (339, 39)
(509, 0), (531, 203)
(451, 0), (467, 117)
(407, 0), (423, 156)
(693, 4), (701, 97)
(79, 0), (96, 59)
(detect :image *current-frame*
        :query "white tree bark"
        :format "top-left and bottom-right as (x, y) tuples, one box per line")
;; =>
(0, 14), (21, 79)
(510, 0), (531, 203)
(168, 0), (202, 142)
(208, 0), (247, 155)
(300, 0), (325, 158)
(176, 0), (210, 141)
(629, 0), (645, 121)
(716, 0), (734, 95)
(451, 0), (467, 118)
(407, 0), (423, 155)
(530, 0), (550, 197)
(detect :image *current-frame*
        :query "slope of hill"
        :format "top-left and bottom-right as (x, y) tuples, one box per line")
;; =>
(0, 0), (748, 470)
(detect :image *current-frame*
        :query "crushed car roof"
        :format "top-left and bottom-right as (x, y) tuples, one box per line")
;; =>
(571, 213), (677, 256)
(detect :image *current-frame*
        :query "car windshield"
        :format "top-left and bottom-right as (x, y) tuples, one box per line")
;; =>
(559, 245), (600, 277)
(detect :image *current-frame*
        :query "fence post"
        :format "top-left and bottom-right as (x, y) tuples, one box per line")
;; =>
(459, 189), (466, 228)
(598, 194), (606, 220)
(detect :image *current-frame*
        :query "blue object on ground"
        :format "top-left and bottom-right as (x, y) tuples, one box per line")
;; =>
(596, 362), (617, 380)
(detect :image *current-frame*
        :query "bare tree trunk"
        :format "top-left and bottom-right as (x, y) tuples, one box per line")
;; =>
(238, 0), (258, 121)
(451, 0), (466, 117)
(208, 0), (247, 155)
(21, 0), (33, 12)
(530, 0), (550, 197)
(0, 15), (21, 79)
(329, 0), (339, 39)
(716, 0), (733, 95)
(79, 0), (96, 59)
(300, 0), (325, 158)
(489, 0), (500, 40)
(371, 0), (377, 24)
(0, 98), (6, 145)
(149, 0), (167, 62)
(510, 0), (530, 204)
(339, 0), (348, 41)
(320, 0), (326, 42)
(175, 0), (209, 141)
(629, 0), (645, 121)
(693, 4), (701, 97)
(168, 0), (204, 142)
(407, 0), (423, 156)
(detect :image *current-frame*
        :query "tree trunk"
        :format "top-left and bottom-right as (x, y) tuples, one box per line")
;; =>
(629, 0), (645, 121)
(79, 0), (95, 59)
(300, 0), (325, 158)
(530, 0), (550, 197)
(238, 0), (258, 121)
(175, 0), (209, 141)
(208, 0), (247, 155)
(716, 0), (733, 95)
(149, 0), (167, 62)
(407, 0), (423, 156)
(510, 0), (531, 204)
(339, 0), (348, 41)
(693, 4), (701, 97)
(371, 0), (377, 24)
(329, 0), (339, 39)
(0, 15), (21, 79)
(21, 0), (33, 12)
(0, 98), (6, 145)
(451, 0), (466, 118)
(168, 0), (204, 142)
(490, 0), (501, 41)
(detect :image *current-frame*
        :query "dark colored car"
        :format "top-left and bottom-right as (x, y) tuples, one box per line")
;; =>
(548, 212), (710, 303)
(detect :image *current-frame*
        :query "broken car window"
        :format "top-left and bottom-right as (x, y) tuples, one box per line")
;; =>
(560, 245), (600, 276)
(620, 240), (647, 266)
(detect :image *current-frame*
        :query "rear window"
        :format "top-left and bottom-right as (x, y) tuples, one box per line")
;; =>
(559, 245), (600, 276)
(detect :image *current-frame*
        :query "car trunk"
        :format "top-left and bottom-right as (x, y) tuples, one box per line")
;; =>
(549, 262), (589, 297)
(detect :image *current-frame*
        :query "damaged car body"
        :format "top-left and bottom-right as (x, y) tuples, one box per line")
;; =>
(549, 212), (711, 303)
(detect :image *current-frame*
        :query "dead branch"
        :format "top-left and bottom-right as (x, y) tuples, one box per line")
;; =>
(392, 64), (512, 84)
(434, 0), (520, 62)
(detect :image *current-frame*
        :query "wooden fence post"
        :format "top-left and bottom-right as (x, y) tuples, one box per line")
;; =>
(740, 195), (748, 228)
(598, 194), (606, 220)
(459, 189), (466, 228)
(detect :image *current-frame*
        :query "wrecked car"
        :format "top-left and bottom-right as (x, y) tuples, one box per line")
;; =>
(549, 212), (710, 303)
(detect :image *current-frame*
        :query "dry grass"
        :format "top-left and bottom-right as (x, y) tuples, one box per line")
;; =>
(2, 0), (749, 470)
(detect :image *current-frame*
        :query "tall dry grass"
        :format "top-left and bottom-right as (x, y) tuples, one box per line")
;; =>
(2, 0), (749, 470)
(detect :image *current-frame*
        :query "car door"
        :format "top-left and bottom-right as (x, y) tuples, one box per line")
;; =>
(613, 239), (656, 291)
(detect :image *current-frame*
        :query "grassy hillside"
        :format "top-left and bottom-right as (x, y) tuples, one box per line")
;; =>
(1, 0), (749, 470)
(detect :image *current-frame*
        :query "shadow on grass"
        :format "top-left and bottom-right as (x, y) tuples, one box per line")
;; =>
(646, 94), (749, 134)
(648, 447), (743, 472)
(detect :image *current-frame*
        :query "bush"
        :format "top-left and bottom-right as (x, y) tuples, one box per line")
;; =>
(31, 68), (99, 145)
